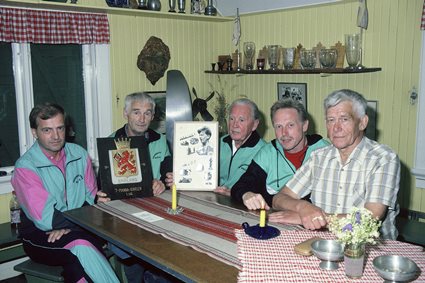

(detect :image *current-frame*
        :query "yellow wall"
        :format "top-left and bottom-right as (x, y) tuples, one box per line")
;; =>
(0, 194), (11, 223)
(1, 0), (424, 223)
(229, 0), (423, 211)
(105, 0), (424, 211)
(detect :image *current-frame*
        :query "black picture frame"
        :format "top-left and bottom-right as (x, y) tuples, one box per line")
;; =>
(146, 91), (166, 134)
(366, 100), (378, 141)
(277, 82), (307, 111)
(97, 136), (153, 200)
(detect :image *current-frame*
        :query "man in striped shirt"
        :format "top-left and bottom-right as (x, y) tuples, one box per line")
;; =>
(270, 89), (400, 239)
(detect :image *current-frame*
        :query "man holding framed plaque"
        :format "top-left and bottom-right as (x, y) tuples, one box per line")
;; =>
(97, 92), (172, 283)
(98, 92), (172, 200)
(113, 92), (172, 193)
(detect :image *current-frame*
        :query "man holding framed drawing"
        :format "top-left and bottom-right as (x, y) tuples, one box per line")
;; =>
(167, 98), (265, 195)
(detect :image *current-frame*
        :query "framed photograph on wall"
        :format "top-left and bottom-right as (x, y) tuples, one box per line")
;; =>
(146, 91), (166, 134)
(173, 121), (219, 191)
(277, 82), (307, 111)
(366, 100), (378, 141)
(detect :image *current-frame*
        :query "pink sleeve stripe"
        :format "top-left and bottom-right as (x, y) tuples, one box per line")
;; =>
(84, 156), (98, 198)
(11, 168), (49, 221)
(63, 239), (102, 256)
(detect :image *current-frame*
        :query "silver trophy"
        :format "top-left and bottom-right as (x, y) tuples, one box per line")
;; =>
(168, 0), (176, 12)
(177, 0), (185, 13)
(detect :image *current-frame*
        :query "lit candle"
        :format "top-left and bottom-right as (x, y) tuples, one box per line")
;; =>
(171, 184), (177, 210)
(259, 201), (266, 227)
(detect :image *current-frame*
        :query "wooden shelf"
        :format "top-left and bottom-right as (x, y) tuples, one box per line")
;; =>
(205, 67), (382, 75)
(1, 0), (233, 22)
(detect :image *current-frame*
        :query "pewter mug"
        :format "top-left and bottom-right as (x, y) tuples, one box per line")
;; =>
(178, 0), (185, 13)
(147, 0), (161, 11)
(138, 0), (148, 9)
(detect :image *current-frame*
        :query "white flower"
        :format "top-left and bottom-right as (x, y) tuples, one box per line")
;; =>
(328, 207), (381, 246)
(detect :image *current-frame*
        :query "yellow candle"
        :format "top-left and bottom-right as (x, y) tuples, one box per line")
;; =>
(259, 201), (266, 227)
(259, 209), (266, 227)
(171, 184), (177, 210)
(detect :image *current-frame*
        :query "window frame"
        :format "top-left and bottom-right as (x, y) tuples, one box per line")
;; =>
(0, 43), (112, 193)
(412, 31), (425, 189)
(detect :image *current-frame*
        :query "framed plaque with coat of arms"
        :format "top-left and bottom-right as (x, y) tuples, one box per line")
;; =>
(97, 136), (153, 200)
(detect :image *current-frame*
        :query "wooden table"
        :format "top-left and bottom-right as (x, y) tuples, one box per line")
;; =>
(64, 192), (243, 283)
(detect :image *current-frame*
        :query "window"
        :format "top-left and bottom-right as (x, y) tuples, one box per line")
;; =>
(412, 31), (425, 189)
(0, 43), (112, 193)
(31, 44), (87, 149)
(0, 43), (19, 168)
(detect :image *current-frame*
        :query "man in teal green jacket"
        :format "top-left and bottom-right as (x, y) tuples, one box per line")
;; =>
(214, 98), (266, 196)
(12, 103), (119, 282)
(99, 92), (172, 283)
(231, 99), (329, 209)
(110, 92), (172, 195)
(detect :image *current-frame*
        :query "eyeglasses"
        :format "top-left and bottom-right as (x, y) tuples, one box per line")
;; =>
(325, 116), (353, 126)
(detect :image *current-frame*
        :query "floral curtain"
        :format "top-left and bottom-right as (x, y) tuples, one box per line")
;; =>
(0, 7), (110, 44)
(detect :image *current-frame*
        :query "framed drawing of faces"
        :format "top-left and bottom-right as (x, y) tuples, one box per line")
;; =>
(173, 121), (219, 191)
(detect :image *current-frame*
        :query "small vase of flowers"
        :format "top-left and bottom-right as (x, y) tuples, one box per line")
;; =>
(328, 207), (381, 279)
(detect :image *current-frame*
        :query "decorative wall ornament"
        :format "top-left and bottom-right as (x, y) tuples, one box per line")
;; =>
(137, 36), (170, 85)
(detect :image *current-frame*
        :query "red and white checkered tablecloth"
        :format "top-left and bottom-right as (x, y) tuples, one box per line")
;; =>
(236, 229), (425, 282)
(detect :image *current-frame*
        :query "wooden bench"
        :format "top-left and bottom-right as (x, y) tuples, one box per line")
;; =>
(1, 222), (62, 283)
(0, 222), (25, 264)
(14, 260), (64, 283)
(396, 208), (425, 247)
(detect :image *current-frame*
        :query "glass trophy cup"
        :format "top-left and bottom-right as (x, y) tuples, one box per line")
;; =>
(243, 42), (256, 70)
(345, 34), (361, 69)
(283, 48), (295, 70)
(267, 45), (279, 70)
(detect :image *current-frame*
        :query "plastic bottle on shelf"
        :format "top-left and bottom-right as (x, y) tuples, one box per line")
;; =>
(10, 191), (21, 236)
